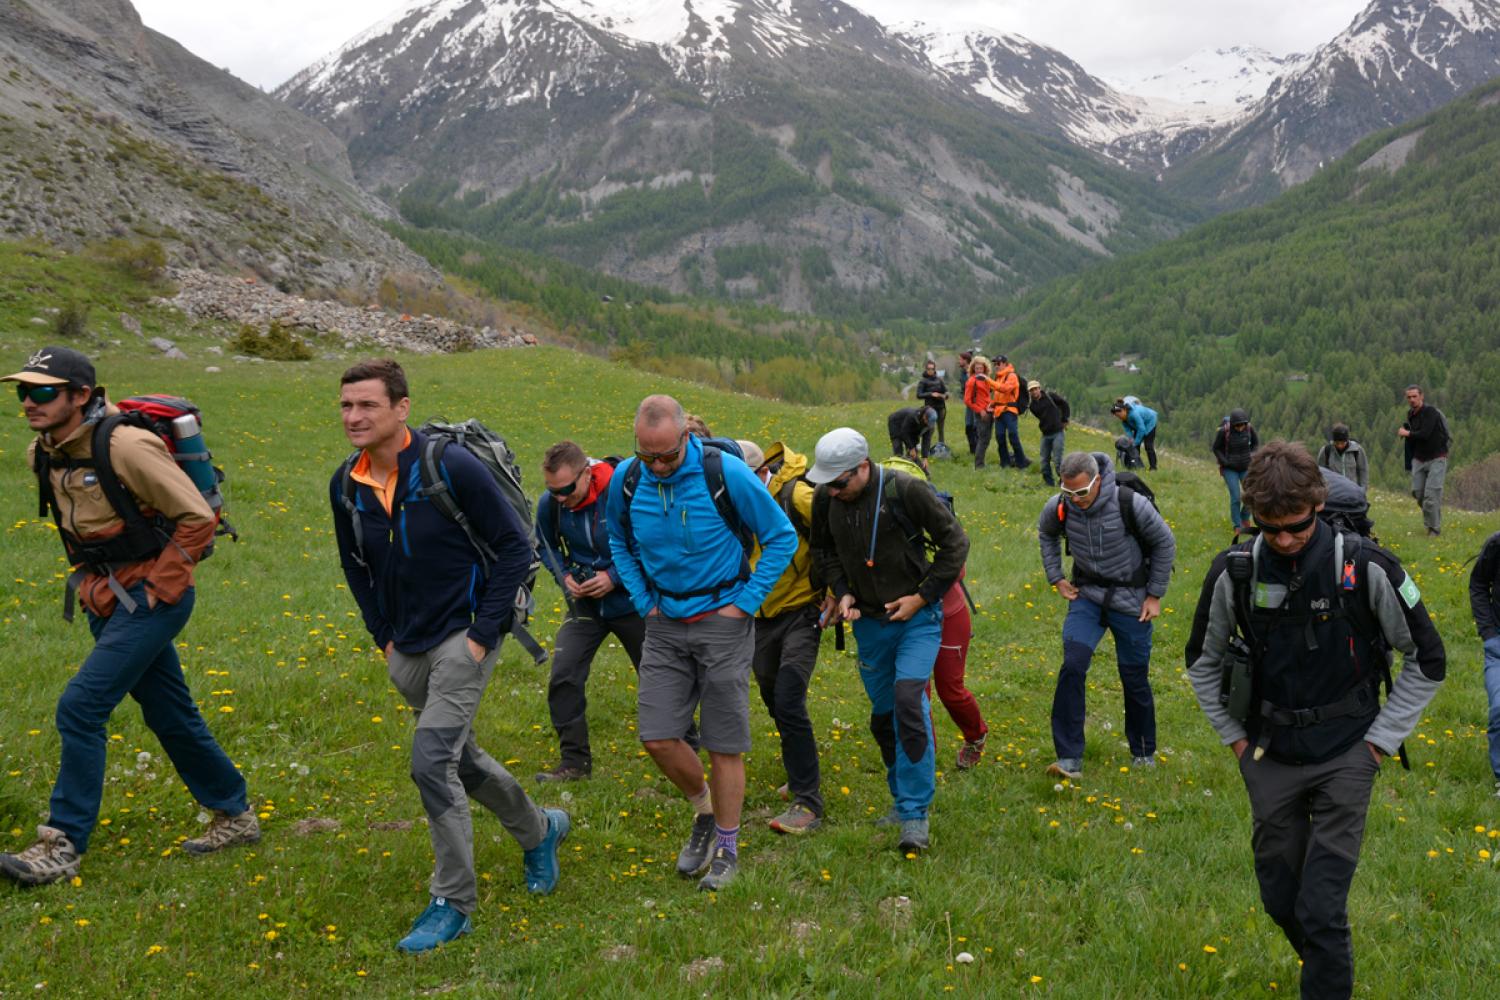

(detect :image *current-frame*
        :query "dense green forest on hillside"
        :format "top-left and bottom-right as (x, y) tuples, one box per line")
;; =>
(988, 79), (1500, 492)
(392, 226), (908, 405)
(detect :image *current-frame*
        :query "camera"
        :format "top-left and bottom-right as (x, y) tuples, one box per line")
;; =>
(569, 565), (594, 585)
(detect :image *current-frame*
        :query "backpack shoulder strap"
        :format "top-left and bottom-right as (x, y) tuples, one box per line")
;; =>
(418, 436), (498, 566)
(337, 450), (368, 571)
(777, 477), (809, 538)
(90, 415), (148, 531)
(1116, 484), (1142, 545)
(32, 442), (57, 520)
(618, 458), (644, 554)
(702, 445), (752, 554)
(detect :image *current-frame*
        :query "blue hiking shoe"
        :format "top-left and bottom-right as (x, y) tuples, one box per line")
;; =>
(523, 807), (570, 895)
(396, 897), (471, 954)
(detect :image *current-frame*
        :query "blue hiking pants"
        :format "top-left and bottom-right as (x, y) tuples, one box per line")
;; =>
(852, 604), (942, 820)
(51, 585), (247, 851)
(1223, 468), (1248, 530)
(1050, 597), (1156, 762)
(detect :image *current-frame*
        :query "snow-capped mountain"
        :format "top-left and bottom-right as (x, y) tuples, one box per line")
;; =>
(897, 23), (1253, 172)
(1174, 0), (1500, 205)
(1114, 46), (1306, 112)
(280, 0), (1191, 313)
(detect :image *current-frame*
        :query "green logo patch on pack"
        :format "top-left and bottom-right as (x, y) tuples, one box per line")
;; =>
(1398, 572), (1422, 609)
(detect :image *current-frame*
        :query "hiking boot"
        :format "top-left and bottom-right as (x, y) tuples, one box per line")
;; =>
(897, 818), (930, 854)
(1131, 755), (1158, 769)
(523, 807), (570, 895)
(697, 848), (738, 892)
(183, 809), (260, 855)
(956, 733), (987, 770)
(1046, 759), (1082, 781)
(676, 813), (717, 877)
(0, 826), (80, 886)
(874, 807), (902, 827)
(534, 764), (589, 783)
(396, 897), (471, 954)
(768, 804), (821, 836)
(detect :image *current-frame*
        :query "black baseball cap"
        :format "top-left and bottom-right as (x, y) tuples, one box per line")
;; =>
(2, 346), (96, 388)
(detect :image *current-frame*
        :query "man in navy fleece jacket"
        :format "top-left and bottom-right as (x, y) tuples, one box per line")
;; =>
(330, 359), (568, 954)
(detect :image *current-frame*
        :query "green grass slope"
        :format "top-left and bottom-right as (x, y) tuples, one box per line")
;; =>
(0, 330), (1497, 996)
(989, 78), (1500, 494)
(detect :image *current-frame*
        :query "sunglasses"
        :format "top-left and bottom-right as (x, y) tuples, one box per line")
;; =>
(1252, 511), (1319, 536)
(16, 383), (63, 404)
(548, 471), (587, 498)
(827, 469), (859, 491)
(635, 432), (687, 465)
(1058, 473), (1098, 500)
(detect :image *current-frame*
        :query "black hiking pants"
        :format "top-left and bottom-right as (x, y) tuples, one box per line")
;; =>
(1239, 739), (1380, 1000)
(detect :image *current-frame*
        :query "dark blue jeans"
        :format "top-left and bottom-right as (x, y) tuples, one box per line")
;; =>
(50, 585), (247, 851)
(1050, 597), (1156, 761)
(997, 411), (1028, 467)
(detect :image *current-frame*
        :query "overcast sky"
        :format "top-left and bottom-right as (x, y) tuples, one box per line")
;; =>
(131, 0), (1369, 91)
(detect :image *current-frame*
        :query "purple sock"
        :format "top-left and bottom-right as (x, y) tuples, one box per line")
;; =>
(715, 825), (739, 858)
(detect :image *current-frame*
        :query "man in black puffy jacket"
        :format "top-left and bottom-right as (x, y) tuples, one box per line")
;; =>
(916, 361), (948, 449)
(1212, 408), (1258, 533)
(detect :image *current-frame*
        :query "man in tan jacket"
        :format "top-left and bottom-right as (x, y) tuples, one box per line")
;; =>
(0, 347), (256, 886)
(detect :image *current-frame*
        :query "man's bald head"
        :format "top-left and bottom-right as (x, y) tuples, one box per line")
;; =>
(636, 395), (686, 433)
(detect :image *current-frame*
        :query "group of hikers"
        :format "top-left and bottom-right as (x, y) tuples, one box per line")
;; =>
(1, 344), (1489, 998)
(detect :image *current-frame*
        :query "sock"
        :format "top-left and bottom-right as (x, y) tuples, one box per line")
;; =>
(715, 825), (739, 858)
(688, 784), (713, 816)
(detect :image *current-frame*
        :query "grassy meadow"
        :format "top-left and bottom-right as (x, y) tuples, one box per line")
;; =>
(1, 321), (1499, 996)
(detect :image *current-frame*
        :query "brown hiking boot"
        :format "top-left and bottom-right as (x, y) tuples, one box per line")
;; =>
(0, 826), (80, 886)
(183, 809), (260, 855)
(955, 733), (987, 770)
(768, 803), (821, 835)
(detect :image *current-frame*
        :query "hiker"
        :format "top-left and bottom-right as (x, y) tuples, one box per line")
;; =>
(1185, 441), (1444, 999)
(534, 441), (646, 783)
(0, 347), (256, 887)
(1111, 398), (1158, 471)
(744, 439), (826, 834)
(1316, 424), (1368, 490)
(990, 355), (1029, 469)
(917, 360), (948, 451)
(606, 395), (796, 891)
(1398, 385), (1450, 537)
(809, 429), (970, 853)
(957, 351), (977, 455)
(888, 405), (934, 463)
(330, 359), (568, 952)
(962, 356), (995, 469)
(1212, 408), (1259, 533)
(1038, 452), (1175, 780)
(1027, 380), (1070, 487)
(1470, 531), (1500, 797)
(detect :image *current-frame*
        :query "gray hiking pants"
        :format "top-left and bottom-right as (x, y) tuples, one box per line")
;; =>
(1410, 456), (1446, 534)
(388, 629), (546, 914)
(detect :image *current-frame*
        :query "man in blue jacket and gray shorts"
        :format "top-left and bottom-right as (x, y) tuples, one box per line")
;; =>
(608, 395), (796, 892)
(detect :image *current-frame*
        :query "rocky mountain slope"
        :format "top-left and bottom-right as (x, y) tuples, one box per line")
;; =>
(279, 0), (1194, 320)
(0, 0), (431, 291)
(1169, 0), (1500, 207)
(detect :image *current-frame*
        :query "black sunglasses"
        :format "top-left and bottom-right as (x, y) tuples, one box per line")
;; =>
(828, 469), (858, 490)
(635, 432), (688, 465)
(1252, 511), (1319, 536)
(16, 383), (63, 404)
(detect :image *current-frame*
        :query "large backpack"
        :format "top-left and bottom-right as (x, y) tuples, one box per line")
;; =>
(33, 393), (236, 620)
(337, 418), (546, 663)
(617, 439), (754, 601)
(1219, 531), (1408, 768)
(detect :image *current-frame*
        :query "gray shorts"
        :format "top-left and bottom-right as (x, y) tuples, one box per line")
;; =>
(637, 612), (754, 753)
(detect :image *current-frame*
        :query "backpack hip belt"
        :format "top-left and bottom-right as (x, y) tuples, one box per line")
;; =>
(1257, 684), (1377, 729)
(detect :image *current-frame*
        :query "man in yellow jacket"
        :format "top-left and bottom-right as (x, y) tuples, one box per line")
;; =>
(747, 440), (825, 834)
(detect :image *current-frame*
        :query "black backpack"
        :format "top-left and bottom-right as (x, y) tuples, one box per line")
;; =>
(617, 440), (754, 601)
(338, 419), (546, 663)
